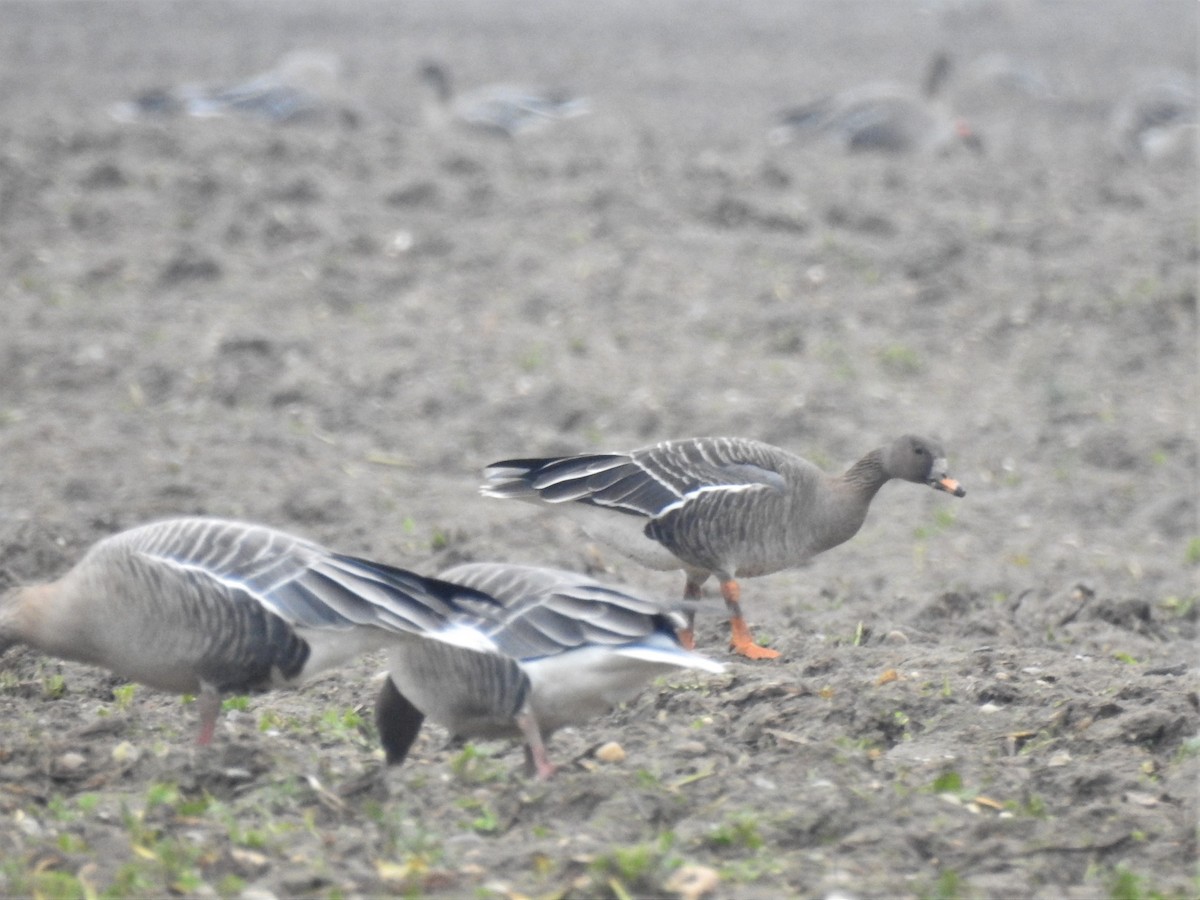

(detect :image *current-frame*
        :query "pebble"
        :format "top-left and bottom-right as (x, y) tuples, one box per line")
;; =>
(664, 863), (720, 900)
(111, 741), (141, 764)
(595, 741), (626, 763)
(57, 751), (87, 772)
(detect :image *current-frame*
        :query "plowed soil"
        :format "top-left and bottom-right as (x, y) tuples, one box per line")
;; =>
(0, 2), (1196, 898)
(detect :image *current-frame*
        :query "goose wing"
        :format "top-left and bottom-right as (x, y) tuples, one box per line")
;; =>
(113, 517), (496, 636)
(437, 562), (690, 660)
(482, 437), (789, 521)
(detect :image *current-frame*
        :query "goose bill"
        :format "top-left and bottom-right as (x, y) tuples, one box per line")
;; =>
(930, 475), (966, 497)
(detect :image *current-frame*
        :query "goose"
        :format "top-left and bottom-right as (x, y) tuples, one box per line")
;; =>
(482, 435), (966, 660)
(374, 563), (724, 779)
(770, 52), (983, 155)
(1108, 70), (1198, 164)
(109, 51), (342, 124)
(418, 60), (590, 137)
(0, 517), (496, 744)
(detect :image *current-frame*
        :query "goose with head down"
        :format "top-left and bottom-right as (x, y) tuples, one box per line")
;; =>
(375, 562), (723, 779)
(0, 517), (498, 744)
(482, 435), (965, 660)
(770, 53), (983, 155)
(418, 60), (589, 137)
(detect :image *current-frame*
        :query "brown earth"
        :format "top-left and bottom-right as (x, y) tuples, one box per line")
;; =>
(0, 2), (1197, 898)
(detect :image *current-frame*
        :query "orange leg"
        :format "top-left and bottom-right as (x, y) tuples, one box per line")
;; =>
(721, 579), (780, 660)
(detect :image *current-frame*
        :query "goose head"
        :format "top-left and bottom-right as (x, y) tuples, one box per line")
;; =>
(886, 435), (966, 497)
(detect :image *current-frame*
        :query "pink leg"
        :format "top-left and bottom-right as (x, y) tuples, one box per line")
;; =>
(515, 709), (556, 780)
(677, 576), (704, 650)
(195, 684), (222, 746)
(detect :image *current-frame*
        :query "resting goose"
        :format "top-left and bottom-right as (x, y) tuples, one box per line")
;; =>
(482, 435), (965, 660)
(0, 517), (490, 743)
(418, 60), (590, 137)
(375, 563), (724, 779)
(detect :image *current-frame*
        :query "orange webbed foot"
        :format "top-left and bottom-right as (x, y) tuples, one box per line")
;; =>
(730, 638), (781, 661)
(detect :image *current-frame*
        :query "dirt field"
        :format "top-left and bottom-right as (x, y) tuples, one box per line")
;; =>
(0, 1), (1196, 897)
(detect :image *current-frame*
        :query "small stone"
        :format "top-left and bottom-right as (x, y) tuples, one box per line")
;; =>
(230, 848), (270, 876)
(1048, 751), (1072, 767)
(595, 741), (626, 763)
(111, 741), (141, 764)
(1124, 791), (1159, 808)
(884, 629), (909, 644)
(14, 810), (42, 837)
(978, 702), (1002, 714)
(665, 863), (720, 900)
(57, 751), (87, 772)
(677, 740), (708, 756)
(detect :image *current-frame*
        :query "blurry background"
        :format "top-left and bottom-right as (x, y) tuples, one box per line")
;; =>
(0, 2), (1195, 894)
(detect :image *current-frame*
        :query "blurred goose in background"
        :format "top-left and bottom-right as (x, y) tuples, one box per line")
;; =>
(418, 60), (590, 137)
(1107, 70), (1197, 164)
(110, 50), (343, 124)
(375, 563), (724, 779)
(483, 435), (965, 660)
(770, 52), (983, 154)
(0, 517), (492, 744)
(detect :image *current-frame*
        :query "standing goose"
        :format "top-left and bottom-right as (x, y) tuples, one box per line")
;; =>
(482, 435), (966, 660)
(418, 60), (590, 137)
(0, 517), (496, 744)
(375, 563), (724, 779)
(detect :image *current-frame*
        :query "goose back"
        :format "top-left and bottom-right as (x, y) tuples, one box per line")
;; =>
(379, 562), (723, 755)
(5, 518), (490, 696)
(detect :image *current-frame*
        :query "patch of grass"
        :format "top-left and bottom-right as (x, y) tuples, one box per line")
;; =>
(930, 770), (964, 794)
(457, 797), (501, 834)
(1159, 595), (1196, 618)
(922, 868), (970, 900)
(703, 812), (763, 851)
(449, 744), (505, 784)
(1004, 793), (1048, 818)
(112, 683), (137, 709)
(363, 802), (444, 863)
(518, 344), (546, 372)
(312, 706), (371, 747)
(41, 673), (67, 700)
(1112, 651), (1139, 665)
(222, 695), (251, 713)
(589, 832), (680, 895)
(1107, 864), (1172, 900)
(1185, 538), (1200, 566)
(879, 344), (923, 376)
(1173, 735), (1200, 763)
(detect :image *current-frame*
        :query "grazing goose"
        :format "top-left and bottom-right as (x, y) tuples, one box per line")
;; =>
(0, 517), (492, 744)
(375, 563), (724, 779)
(1108, 70), (1198, 164)
(109, 51), (343, 124)
(770, 53), (983, 155)
(419, 60), (590, 137)
(482, 435), (966, 660)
